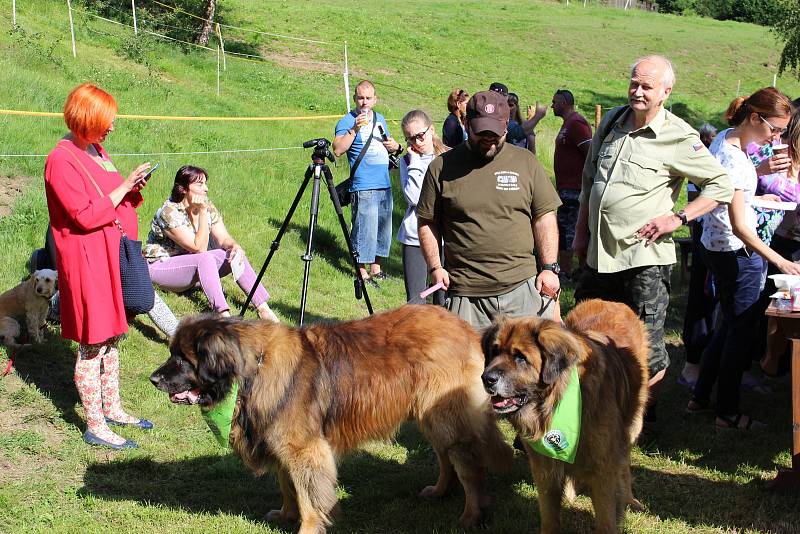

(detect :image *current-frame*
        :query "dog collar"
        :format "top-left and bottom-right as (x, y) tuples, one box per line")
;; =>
(200, 381), (238, 449)
(525, 366), (581, 464)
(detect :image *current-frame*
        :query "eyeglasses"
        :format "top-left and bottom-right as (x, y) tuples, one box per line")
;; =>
(405, 125), (431, 144)
(759, 115), (788, 135)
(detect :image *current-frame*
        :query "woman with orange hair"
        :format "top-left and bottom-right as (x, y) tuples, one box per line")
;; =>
(44, 83), (154, 449)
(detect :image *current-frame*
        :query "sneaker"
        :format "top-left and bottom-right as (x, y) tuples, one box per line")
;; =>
(371, 271), (390, 281)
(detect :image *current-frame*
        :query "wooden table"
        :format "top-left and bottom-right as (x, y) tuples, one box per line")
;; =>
(763, 303), (800, 491)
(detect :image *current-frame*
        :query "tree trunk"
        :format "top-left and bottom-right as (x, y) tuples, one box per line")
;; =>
(196, 0), (216, 46)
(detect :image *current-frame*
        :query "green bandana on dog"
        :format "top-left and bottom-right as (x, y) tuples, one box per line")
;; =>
(526, 366), (581, 463)
(200, 381), (238, 448)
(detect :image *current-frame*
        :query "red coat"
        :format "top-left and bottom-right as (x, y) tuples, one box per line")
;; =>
(44, 139), (143, 345)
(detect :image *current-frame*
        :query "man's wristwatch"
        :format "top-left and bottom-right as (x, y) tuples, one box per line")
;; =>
(674, 210), (689, 226)
(540, 262), (561, 275)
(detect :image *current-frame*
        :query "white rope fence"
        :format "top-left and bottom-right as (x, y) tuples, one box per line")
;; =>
(0, 146), (305, 158)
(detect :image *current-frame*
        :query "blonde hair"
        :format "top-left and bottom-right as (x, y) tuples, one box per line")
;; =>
(401, 109), (447, 155)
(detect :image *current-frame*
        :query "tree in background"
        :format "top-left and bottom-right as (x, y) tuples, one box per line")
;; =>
(657, 0), (790, 26)
(195, 0), (216, 46)
(773, 2), (800, 79)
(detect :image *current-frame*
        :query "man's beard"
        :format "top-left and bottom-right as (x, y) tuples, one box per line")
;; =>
(476, 138), (504, 160)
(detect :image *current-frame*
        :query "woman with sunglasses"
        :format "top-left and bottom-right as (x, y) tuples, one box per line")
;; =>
(398, 110), (448, 304)
(442, 89), (469, 148)
(688, 87), (800, 431)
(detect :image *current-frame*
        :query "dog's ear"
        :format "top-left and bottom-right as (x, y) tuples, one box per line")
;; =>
(481, 319), (505, 364)
(535, 324), (582, 385)
(191, 318), (241, 403)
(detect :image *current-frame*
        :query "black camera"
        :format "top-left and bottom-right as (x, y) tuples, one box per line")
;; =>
(303, 138), (335, 163)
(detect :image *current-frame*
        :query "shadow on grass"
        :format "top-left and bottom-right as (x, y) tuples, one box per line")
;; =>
(632, 464), (800, 534)
(638, 344), (795, 474)
(10, 332), (82, 429)
(266, 217), (353, 276)
(77, 423), (567, 533)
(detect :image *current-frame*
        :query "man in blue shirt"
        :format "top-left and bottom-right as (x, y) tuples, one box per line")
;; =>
(333, 80), (400, 287)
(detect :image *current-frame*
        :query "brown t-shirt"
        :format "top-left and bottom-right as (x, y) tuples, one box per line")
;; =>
(417, 142), (561, 297)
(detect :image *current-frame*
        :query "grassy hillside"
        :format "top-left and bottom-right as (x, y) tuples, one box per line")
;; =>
(1, 1), (799, 533)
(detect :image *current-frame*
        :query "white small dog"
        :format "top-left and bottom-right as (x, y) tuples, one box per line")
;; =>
(0, 269), (57, 343)
(0, 316), (21, 346)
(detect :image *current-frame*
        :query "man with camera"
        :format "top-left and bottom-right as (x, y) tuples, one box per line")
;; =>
(333, 80), (400, 288)
(416, 90), (562, 329)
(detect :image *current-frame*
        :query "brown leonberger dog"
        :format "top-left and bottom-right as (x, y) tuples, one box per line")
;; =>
(151, 305), (513, 534)
(481, 299), (649, 533)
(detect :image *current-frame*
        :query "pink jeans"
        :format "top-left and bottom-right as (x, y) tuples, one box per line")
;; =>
(148, 248), (269, 313)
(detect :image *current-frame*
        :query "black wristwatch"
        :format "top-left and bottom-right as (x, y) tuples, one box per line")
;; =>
(675, 210), (689, 226)
(540, 262), (561, 274)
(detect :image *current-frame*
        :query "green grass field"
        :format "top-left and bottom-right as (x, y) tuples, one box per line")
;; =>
(1, 1), (800, 532)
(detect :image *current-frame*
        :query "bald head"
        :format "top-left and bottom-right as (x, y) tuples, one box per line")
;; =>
(628, 55), (674, 120)
(631, 55), (675, 89)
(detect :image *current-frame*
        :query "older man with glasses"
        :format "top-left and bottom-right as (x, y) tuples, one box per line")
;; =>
(416, 90), (562, 329)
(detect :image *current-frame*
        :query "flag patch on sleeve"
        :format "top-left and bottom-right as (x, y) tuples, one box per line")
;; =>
(692, 142), (705, 152)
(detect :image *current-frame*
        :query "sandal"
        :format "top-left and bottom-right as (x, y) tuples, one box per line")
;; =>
(715, 413), (766, 431)
(677, 374), (697, 390)
(371, 271), (390, 281)
(363, 277), (381, 289)
(685, 398), (712, 415)
(741, 372), (773, 396)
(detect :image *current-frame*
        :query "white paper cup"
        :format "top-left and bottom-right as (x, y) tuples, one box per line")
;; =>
(773, 143), (789, 154)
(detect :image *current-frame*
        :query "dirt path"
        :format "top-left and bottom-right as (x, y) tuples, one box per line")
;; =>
(0, 175), (34, 217)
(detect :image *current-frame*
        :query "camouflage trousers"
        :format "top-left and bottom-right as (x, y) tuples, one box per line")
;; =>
(574, 264), (672, 376)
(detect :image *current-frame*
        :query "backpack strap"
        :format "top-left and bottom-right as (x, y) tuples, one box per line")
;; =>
(348, 112), (376, 180)
(590, 105), (629, 167)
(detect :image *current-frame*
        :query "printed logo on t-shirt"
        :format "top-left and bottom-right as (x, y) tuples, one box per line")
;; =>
(495, 171), (520, 191)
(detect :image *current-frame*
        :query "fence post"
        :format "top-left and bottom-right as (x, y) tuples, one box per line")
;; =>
(66, 0), (77, 58)
(216, 46), (221, 96)
(12, 0), (16, 28)
(774, 73), (778, 88)
(595, 104), (601, 130)
(216, 23), (226, 71)
(131, 0), (137, 35)
(343, 41), (351, 113)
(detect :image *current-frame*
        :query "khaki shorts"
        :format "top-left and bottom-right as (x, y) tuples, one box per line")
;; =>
(447, 276), (557, 331)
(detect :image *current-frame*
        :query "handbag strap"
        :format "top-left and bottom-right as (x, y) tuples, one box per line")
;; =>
(56, 145), (127, 236)
(348, 111), (376, 180)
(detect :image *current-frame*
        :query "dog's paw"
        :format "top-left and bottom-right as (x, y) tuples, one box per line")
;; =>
(627, 497), (645, 512)
(266, 508), (299, 523)
(458, 508), (485, 529)
(419, 484), (448, 499)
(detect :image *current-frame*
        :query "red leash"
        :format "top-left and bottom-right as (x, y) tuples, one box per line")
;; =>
(1, 347), (18, 376)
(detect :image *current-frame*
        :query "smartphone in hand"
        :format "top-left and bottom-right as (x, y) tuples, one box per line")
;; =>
(141, 162), (160, 182)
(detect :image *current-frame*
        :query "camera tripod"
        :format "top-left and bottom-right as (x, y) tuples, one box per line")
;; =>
(239, 138), (373, 325)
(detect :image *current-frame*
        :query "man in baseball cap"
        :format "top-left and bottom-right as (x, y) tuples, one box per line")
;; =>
(466, 90), (510, 159)
(489, 82), (509, 97)
(415, 90), (562, 329)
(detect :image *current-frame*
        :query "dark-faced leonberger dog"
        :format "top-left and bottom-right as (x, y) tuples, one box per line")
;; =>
(481, 299), (649, 534)
(151, 305), (513, 534)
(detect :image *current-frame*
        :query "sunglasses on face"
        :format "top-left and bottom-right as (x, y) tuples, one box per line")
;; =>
(759, 115), (788, 135)
(405, 125), (431, 144)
